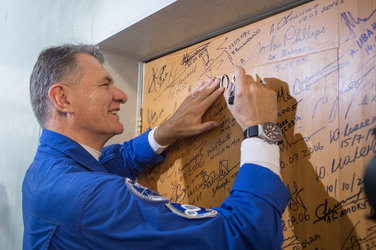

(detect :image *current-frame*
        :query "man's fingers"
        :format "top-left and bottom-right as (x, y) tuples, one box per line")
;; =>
(196, 121), (219, 134)
(201, 86), (224, 108)
(246, 74), (256, 84)
(223, 81), (233, 100)
(198, 78), (216, 92)
(196, 78), (220, 100)
(191, 81), (205, 93)
(189, 78), (217, 100)
(233, 67), (247, 95)
(255, 74), (263, 83)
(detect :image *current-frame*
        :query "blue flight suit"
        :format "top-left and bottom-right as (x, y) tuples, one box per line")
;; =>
(22, 129), (291, 249)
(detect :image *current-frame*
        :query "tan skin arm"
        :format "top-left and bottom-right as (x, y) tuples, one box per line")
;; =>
(224, 67), (278, 130)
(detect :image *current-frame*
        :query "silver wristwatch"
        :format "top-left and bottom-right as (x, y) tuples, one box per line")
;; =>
(243, 122), (283, 144)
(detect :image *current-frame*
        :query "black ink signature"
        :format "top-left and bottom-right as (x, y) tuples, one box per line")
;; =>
(201, 160), (237, 190)
(170, 181), (186, 203)
(283, 233), (321, 249)
(198, 38), (234, 80)
(181, 43), (210, 67)
(314, 188), (366, 223)
(279, 127), (324, 152)
(181, 141), (207, 177)
(148, 65), (168, 94)
(152, 63), (187, 102)
(288, 181), (307, 211)
(282, 235), (299, 249)
(341, 221), (376, 250)
(277, 85), (294, 103)
(303, 127), (325, 142)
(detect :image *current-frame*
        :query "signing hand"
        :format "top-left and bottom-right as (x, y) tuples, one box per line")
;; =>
(224, 67), (278, 131)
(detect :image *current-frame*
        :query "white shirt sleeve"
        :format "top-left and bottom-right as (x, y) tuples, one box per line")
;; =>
(80, 144), (101, 161)
(148, 127), (169, 155)
(241, 137), (281, 177)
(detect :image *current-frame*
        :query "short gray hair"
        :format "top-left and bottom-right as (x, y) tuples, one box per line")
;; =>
(30, 44), (104, 127)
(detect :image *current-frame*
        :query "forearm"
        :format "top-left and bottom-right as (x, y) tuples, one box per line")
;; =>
(215, 164), (290, 249)
(212, 137), (290, 248)
(100, 130), (165, 179)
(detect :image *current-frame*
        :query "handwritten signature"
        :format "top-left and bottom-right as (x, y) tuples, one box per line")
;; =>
(181, 43), (210, 67)
(341, 221), (376, 250)
(341, 8), (376, 42)
(314, 188), (367, 224)
(288, 181), (307, 211)
(201, 160), (238, 196)
(292, 55), (348, 96)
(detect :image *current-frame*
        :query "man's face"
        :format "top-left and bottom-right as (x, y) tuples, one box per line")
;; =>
(70, 53), (127, 141)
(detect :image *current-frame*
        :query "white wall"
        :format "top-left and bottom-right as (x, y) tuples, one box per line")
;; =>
(0, 0), (175, 248)
(102, 50), (140, 146)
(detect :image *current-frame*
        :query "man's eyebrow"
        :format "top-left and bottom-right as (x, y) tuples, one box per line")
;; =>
(100, 76), (114, 83)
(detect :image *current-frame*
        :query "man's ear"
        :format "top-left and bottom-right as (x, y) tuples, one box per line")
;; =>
(48, 84), (74, 113)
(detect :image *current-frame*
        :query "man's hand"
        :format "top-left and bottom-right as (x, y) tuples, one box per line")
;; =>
(224, 67), (278, 131)
(154, 78), (224, 146)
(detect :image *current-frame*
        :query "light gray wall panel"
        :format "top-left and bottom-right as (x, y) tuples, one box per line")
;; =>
(0, 1), (174, 248)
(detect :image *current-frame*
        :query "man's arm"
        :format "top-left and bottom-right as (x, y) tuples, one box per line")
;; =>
(100, 130), (165, 179)
(80, 164), (289, 249)
(224, 67), (282, 177)
(81, 67), (290, 249)
(100, 78), (224, 178)
(224, 67), (278, 130)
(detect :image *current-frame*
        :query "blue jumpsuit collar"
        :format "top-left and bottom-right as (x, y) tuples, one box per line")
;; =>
(39, 129), (108, 173)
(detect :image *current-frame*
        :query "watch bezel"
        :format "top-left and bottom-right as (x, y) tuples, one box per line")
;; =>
(243, 122), (282, 144)
(259, 122), (283, 144)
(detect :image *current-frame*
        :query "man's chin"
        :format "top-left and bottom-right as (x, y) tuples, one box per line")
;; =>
(105, 123), (124, 139)
(114, 125), (124, 135)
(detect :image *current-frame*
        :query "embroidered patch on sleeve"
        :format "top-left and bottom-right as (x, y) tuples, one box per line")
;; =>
(166, 202), (218, 219)
(125, 178), (169, 203)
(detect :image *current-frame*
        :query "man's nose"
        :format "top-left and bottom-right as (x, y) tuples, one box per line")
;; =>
(113, 86), (128, 104)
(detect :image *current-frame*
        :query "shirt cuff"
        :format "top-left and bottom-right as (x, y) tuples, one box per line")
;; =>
(148, 127), (169, 155)
(241, 137), (281, 177)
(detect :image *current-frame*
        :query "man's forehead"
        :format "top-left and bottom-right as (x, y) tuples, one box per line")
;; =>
(75, 53), (113, 81)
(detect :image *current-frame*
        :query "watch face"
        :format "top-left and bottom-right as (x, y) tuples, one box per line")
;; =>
(263, 122), (283, 142)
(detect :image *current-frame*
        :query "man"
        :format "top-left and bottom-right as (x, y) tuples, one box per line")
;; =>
(23, 44), (291, 249)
